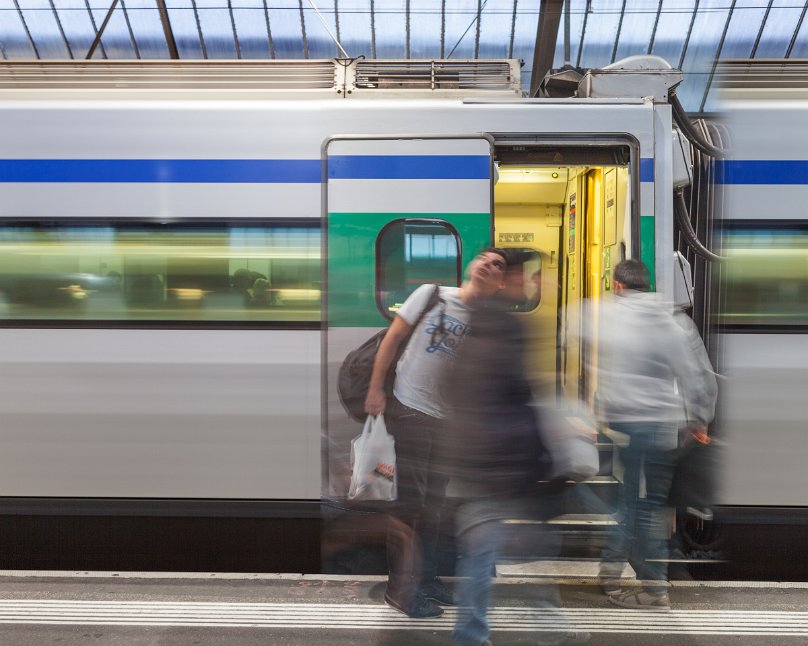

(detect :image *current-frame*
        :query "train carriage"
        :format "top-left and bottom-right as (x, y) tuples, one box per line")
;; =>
(0, 58), (688, 571)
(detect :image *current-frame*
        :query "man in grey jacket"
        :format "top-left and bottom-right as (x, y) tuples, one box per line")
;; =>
(592, 259), (717, 610)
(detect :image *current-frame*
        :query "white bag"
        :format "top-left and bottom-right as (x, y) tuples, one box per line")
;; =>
(536, 402), (600, 482)
(348, 415), (398, 501)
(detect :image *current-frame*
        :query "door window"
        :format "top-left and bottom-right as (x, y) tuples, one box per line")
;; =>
(376, 219), (461, 319)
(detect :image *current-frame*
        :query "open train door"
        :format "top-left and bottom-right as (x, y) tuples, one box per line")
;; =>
(321, 135), (494, 572)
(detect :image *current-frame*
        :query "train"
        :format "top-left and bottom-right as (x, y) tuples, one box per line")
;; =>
(0, 56), (796, 576)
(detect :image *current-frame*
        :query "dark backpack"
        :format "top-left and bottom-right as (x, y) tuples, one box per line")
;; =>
(337, 285), (443, 422)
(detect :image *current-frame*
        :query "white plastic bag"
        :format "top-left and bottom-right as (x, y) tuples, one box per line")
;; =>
(348, 415), (397, 501)
(536, 401), (600, 482)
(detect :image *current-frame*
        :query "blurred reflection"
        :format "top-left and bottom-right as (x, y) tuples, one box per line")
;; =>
(722, 223), (808, 326)
(0, 223), (320, 322)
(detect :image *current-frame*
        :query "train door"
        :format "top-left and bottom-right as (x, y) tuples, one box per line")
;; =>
(492, 146), (633, 407)
(321, 136), (493, 571)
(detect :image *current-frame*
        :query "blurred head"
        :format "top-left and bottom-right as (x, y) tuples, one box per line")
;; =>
(613, 259), (650, 292)
(467, 247), (508, 294)
(501, 252), (528, 305)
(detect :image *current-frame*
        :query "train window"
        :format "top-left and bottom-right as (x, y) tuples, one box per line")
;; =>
(0, 221), (320, 325)
(376, 219), (461, 320)
(502, 249), (542, 312)
(722, 224), (808, 327)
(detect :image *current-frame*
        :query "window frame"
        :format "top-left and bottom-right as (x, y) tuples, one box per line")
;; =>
(0, 217), (322, 330)
(374, 217), (462, 321)
(718, 218), (808, 334)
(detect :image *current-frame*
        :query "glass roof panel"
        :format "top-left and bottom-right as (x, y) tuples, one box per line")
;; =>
(510, 0), (539, 89)
(89, 2), (137, 59)
(754, 1), (804, 59)
(303, 3), (342, 59)
(123, 0), (170, 58)
(443, 0), (479, 59)
(410, 0), (443, 58)
(0, 0), (37, 57)
(18, 0), (72, 58)
(477, 0), (514, 59)
(678, 0), (729, 110)
(577, 0), (622, 68)
(373, 0), (407, 58)
(699, 0), (765, 112)
(553, 0), (588, 68)
(233, 1), (277, 58)
(613, 0), (659, 62)
(789, 11), (808, 58)
(165, 1), (207, 59)
(266, 0), (305, 58)
(52, 0), (101, 59)
(715, 0), (763, 61)
(649, 0), (695, 68)
(337, 0), (372, 58)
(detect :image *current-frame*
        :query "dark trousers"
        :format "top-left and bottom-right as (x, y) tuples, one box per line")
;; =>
(384, 398), (448, 603)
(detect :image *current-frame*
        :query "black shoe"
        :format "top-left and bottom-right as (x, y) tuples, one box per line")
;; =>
(421, 577), (455, 605)
(384, 592), (444, 618)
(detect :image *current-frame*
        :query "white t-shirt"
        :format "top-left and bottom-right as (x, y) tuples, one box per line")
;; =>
(393, 284), (472, 419)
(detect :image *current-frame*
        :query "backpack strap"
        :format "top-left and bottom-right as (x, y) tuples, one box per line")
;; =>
(415, 284), (445, 346)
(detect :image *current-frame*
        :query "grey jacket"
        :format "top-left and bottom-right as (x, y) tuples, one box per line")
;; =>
(588, 290), (717, 430)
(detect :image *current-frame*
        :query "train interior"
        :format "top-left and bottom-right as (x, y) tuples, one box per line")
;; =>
(490, 148), (632, 562)
(492, 147), (631, 406)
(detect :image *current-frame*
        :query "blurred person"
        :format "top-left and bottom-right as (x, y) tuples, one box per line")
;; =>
(364, 248), (509, 619)
(591, 259), (717, 610)
(501, 249), (530, 308)
(441, 257), (590, 646)
(526, 269), (542, 309)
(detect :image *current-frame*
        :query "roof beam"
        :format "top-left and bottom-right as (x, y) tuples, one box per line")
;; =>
(84, 0), (108, 59)
(11, 0), (39, 58)
(786, 4), (808, 59)
(530, 0), (563, 97)
(155, 0), (180, 59)
(86, 0), (119, 60)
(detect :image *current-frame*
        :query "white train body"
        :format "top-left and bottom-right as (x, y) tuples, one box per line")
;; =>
(717, 73), (808, 510)
(0, 60), (677, 512)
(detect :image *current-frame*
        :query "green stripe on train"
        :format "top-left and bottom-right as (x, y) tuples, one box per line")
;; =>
(327, 212), (491, 327)
(640, 214), (655, 291)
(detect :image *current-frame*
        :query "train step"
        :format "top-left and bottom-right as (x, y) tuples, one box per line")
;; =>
(499, 513), (616, 560)
(496, 557), (636, 582)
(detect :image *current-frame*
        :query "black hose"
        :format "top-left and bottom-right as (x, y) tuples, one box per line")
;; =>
(675, 189), (725, 262)
(670, 92), (727, 158)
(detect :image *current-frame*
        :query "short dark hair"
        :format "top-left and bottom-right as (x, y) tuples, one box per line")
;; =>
(613, 259), (650, 290)
(481, 246), (509, 266)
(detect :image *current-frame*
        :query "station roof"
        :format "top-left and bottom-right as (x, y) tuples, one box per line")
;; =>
(1, 1), (806, 113)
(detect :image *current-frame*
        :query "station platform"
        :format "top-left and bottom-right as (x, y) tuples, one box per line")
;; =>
(0, 568), (806, 645)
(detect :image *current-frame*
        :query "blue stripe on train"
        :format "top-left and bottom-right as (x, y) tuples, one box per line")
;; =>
(0, 159), (321, 184)
(716, 160), (808, 185)
(327, 155), (490, 180)
(0, 157), (657, 183)
(0, 157), (491, 182)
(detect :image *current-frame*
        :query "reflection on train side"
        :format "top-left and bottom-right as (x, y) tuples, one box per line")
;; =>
(722, 224), (808, 327)
(0, 223), (321, 322)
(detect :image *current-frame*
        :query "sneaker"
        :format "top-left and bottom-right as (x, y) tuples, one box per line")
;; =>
(384, 591), (444, 618)
(609, 589), (670, 610)
(536, 631), (591, 645)
(421, 577), (455, 605)
(599, 578), (621, 596)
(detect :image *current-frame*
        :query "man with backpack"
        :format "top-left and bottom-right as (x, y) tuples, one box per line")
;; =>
(364, 248), (509, 619)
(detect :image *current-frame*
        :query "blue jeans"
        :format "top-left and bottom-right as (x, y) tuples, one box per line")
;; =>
(601, 422), (677, 595)
(453, 496), (570, 646)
